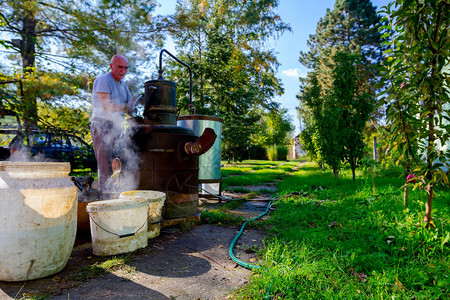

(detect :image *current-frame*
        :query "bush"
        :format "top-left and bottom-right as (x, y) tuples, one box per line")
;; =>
(267, 145), (277, 161)
(266, 145), (288, 161)
(277, 145), (288, 161)
(248, 145), (267, 160)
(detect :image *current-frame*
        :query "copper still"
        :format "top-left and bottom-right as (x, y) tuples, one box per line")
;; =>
(114, 50), (216, 219)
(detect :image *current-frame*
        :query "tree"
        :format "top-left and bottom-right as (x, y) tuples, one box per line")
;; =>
(300, 0), (383, 100)
(333, 52), (374, 180)
(299, 116), (320, 165)
(299, 71), (343, 176)
(0, 0), (164, 127)
(38, 97), (92, 141)
(251, 104), (294, 160)
(222, 113), (260, 163)
(169, 0), (290, 161)
(313, 98), (343, 177)
(380, 0), (450, 222)
(297, 72), (324, 168)
(266, 107), (294, 146)
(298, 0), (383, 176)
(298, 54), (374, 179)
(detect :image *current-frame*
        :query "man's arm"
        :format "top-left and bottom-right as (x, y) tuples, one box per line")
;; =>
(97, 92), (128, 112)
(124, 87), (134, 116)
(123, 95), (138, 116)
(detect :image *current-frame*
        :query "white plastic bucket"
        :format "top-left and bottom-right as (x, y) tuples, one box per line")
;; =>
(86, 198), (150, 256)
(0, 162), (77, 281)
(119, 190), (166, 239)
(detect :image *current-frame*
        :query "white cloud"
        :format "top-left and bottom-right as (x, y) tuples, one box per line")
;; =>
(282, 68), (301, 78)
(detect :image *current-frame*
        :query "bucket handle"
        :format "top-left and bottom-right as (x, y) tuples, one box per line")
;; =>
(89, 216), (147, 239)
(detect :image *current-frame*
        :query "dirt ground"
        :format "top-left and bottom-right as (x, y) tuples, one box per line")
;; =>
(0, 198), (272, 300)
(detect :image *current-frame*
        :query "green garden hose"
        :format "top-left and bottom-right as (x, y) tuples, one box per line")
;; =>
(229, 201), (273, 270)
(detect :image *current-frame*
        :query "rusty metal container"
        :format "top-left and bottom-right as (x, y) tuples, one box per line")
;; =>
(129, 123), (200, 219)
(117, 120), (216, 219)
(143, 79), (177, 125)
(114, 50), (216, 219)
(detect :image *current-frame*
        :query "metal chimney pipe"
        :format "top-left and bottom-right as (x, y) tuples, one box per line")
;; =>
(158, 49), (193, 114)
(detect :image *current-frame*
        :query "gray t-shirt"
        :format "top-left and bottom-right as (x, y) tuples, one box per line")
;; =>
(92, 72), (132, 122)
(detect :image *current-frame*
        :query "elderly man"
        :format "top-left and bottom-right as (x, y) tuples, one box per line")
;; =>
(91, 54), (133, 190)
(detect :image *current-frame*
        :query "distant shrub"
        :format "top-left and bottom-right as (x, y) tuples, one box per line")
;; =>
(266, 145), (288, 161)
(248, 145), (267, 160)
(277, 145), (288, 161)
(267, 145), (277, 161)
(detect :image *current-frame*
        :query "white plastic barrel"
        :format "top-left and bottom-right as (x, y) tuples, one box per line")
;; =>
(120, 190), (166, 239)
(0, 162), (77, 281)
(86, 198), (150, 256)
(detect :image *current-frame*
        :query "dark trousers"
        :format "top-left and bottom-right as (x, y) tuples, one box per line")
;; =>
(91, 118), (121, 191)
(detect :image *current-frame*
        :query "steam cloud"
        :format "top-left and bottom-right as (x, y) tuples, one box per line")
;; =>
(103, 116), (141, 193)
(8, 143), (52, 164)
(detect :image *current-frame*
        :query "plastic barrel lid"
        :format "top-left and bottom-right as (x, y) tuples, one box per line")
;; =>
(119, 190), (166, 203)
(86, 198), (150, 213)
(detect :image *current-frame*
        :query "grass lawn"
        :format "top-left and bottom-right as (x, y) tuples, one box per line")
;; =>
(224, 161), (449, 299)
(222, 160), (299, 190)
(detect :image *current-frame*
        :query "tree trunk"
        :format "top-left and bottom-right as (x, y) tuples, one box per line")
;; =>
(21, 10), (38, 128)
(372, 164), (376, 194)
(351, 165), (355, 181)
(424, 111), (435, 222)
(423, 100), (435, 222)
(403, 158), (411, 207)
(333, 168), (338, 178)
(424, 185), (433, 222)
(403, 186), (409, 208)
(423, 56), (437, 222)
(198, 32), (204, 107)
(22, 14), (36, 72)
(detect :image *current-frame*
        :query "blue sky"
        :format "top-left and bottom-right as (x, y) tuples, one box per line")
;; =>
(155, 0), (391, 135)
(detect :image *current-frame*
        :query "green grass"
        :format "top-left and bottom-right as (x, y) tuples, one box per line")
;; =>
(233, 162), (450, 299)
(69, 167), (96, 177)
(17, 294), (51, 300)
(72, 256), (134, 281)
(222, 160), (300, 190)
(201, 209), (246, 227)
(203, 160), (301, 229)
(222, 160), (282, 168)
(222, 168), (253, 177)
